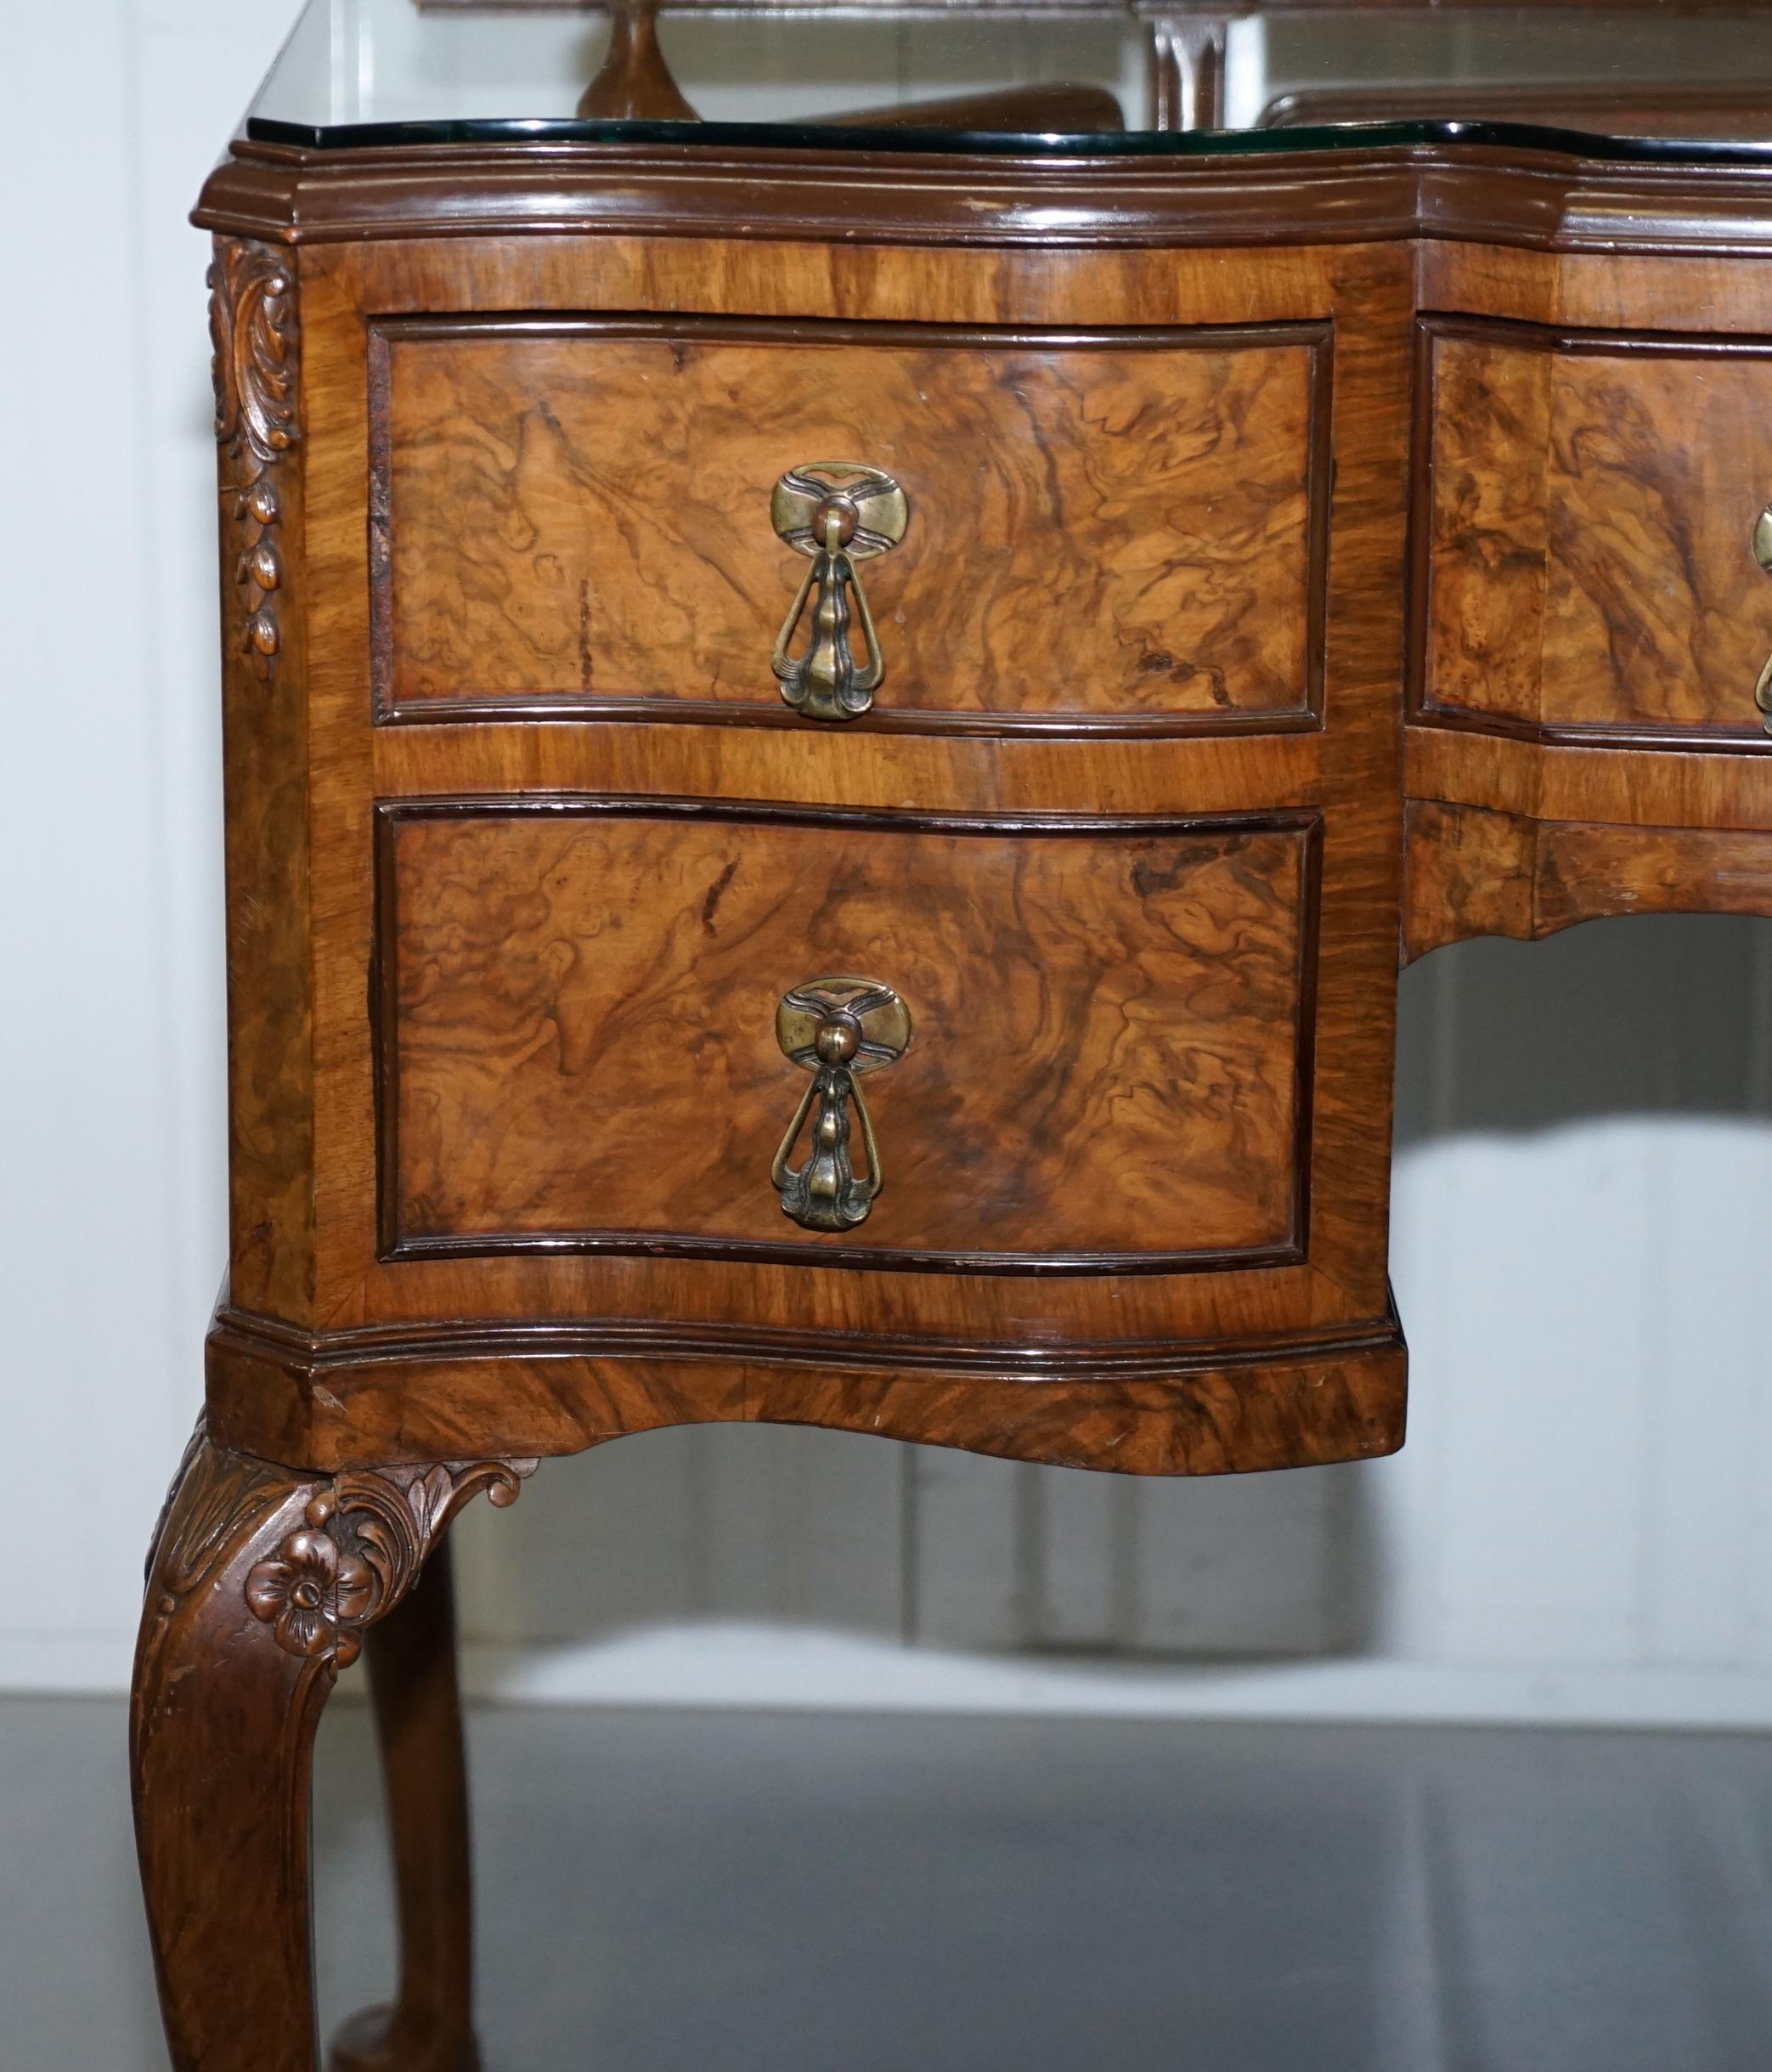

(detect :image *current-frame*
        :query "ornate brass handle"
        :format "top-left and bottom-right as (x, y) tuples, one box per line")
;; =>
(770, 977), (911, 1232)
(1755, 505), (1772, 735)
(770, 462), (909, 722)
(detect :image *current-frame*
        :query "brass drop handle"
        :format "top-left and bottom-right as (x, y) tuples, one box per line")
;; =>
(770, 462), (909, 722)
(1755, 505), (1772, 736)
(770, 978), (911, 1232)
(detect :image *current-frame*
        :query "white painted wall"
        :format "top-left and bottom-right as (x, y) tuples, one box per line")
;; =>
(4, 0), (1772, 1726)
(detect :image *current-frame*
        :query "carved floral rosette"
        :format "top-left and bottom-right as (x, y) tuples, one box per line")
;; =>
(209, 239), (298, 679)
(244, 1460), (536, 1668)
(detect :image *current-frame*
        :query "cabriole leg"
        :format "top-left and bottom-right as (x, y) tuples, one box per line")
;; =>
(329, 1538), (480, 2072)
(131, 1425), (532, 2072)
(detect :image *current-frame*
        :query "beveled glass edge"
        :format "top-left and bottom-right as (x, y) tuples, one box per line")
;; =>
(240, 111), (1772, 166)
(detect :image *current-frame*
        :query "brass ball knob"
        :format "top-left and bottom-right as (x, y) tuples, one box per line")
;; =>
(815, 494), (860, 548)
(815, 1017), (861, 1064)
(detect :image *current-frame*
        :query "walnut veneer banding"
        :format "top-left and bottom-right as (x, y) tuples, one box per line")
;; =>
(381, 802), (1319, 1270)
(1403, 799), (1772, 958)
(370, 318), (1329, 733)
(1416, 317), (1772, 744)
(211, 243), (317, 1324)
(205, 1312), (1408, 1476)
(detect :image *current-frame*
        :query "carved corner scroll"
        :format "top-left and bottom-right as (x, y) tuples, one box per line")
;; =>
(210, 240), (299, 680)
(242, 1456), (537, 1669)
(138, 1422), (537, 1695)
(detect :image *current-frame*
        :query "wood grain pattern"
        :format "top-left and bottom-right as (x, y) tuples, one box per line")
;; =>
(374, 319), (1327, 730)
(1418, 326), (1549, 727)
(1422, 242), (1772, 339)
(1405, 723), (1772, 833)
(1404, 799), (1772, 958)
(1419, 319), (1772, 740)
(212, 238), (316, 1323)
(1540, 344), (1772, 731)
(1534, 820), (1772, 928)
(385, 803), (1315, 1267)
(204, 1306), (1408, 1477)
(1402, 799), (1534, 959)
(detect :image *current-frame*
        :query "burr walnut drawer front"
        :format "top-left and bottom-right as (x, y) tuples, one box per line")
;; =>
(1417, 319), (1772, 745)
(376, 802), (1322, 1273)
(369, 317), (1331, 733)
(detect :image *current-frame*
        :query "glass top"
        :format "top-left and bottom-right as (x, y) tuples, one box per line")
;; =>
(246, 0), (1772, 161)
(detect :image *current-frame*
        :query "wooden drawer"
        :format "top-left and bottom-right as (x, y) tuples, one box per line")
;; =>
(1414, 319), (1772, 747)
(377, 800), (1320, 1273)
(370, 317), (1330, 735)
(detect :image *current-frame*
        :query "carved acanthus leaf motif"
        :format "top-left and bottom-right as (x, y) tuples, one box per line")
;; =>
(148, 1416), (285, 1595)
(136, 1424), (296, 1731)
(210, 239), (298, 680)
(245, 1458), (537, 1668)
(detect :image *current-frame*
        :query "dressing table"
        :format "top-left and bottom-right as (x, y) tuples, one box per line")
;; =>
(132, 3), (1772, 2065)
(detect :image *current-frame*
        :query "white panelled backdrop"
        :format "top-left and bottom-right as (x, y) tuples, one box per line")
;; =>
(6, 0), (1772, 1725)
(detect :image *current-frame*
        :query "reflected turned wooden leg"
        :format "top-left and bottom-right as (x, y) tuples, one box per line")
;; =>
(329, 1539), (480, 2072)
(132, 1425), (533, 2072)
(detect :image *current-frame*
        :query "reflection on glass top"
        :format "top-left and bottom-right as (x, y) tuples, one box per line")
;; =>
(246, 0), (1772, 159)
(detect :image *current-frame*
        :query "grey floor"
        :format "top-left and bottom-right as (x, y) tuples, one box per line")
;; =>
(12, 1697), (1772, 2071)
